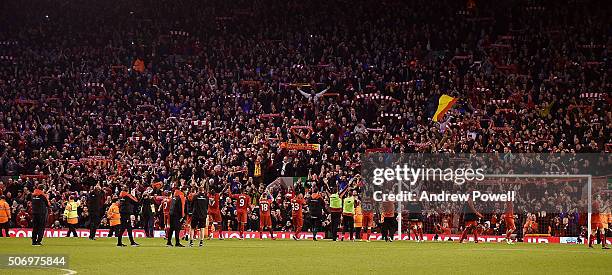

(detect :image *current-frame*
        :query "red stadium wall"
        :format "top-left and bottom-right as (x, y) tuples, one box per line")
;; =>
(7, 229), (612, 245)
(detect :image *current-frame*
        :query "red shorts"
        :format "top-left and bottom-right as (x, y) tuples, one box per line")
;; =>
(184, 216), (192, 228)
(208, 211), (221, 223)
(260, 215), (272, 228)
(465, 220), (478, 227)
(504, 218), (515, 230)
(237, 211), (247, 223)
(362, 212), (374, 228)
(292, 215), (303, 228)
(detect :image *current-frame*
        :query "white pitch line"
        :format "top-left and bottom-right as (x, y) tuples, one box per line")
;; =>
(41, 266), (78, 275)
(58, 268), (78, 275)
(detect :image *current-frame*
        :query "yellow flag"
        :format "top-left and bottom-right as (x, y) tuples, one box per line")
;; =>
(433, 94), (457, 122)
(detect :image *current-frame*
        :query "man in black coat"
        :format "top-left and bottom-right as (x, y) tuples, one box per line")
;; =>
(87, 184), (105, 240)
(189, 186), (208, 247)
(307, 188), (326, 241)
(118, 186), (139, 247)
(167, 185), (187, 247)
(141, 192), (155, 238)
(31, 184), (50, 246)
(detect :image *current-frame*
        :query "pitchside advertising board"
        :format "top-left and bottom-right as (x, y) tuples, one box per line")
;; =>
(7, 229), (612, 245)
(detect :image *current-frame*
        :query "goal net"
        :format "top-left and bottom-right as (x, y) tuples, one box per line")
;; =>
(362, 153), (611, 243)
(399, 175), (610, 243)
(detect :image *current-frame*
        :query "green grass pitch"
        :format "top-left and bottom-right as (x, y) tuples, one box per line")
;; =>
(0, 238), (610, 274)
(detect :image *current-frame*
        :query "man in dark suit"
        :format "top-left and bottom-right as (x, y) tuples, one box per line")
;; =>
(87, 184), (105, 240)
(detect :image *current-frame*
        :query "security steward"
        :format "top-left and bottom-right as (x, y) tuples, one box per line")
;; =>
(63, 195), (80, 237)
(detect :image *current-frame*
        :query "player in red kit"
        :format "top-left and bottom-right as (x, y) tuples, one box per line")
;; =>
(258, 193), (275, 240)
(459, 195), (484, 243)
(230, 187), (251, 240)
(159, 191), (171, 240)
(207, 183), (227, 240)
(589, 198), (610, 249)
(360, 193), (374, 242)
(501, 200), (516, 245)
(290, 194), (306, 240)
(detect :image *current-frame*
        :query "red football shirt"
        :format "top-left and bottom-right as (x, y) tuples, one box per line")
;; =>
(361, 197), (374, 214)
(231, 193), (250, 212)
(259, 199), (272, 217)
(208, 193), (220, 213)
(291, 198), (305, 216)
(162, 197), (171, 215)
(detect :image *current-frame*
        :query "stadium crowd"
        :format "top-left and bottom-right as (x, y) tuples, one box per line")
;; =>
(0, 0), (610, 239)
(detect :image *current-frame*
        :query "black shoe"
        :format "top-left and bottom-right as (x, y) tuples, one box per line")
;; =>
(32, 243), (41, 246)
(175, 243), (185, 247)
(117, 244), (127, 247)
(166, 243), (173, 247)
(131, 242), (140, 247)
(199, 241), (204, 247)
(189, 241), (194, 247)
(603, 247), (610, 250)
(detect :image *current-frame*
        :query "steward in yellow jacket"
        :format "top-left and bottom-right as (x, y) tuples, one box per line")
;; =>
(106, 197), (121, 237)
(0, 195), (10, 237)
(63, 196), (80, 237)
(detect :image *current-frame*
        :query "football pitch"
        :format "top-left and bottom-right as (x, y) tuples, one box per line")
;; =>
(0, 238), (610, 274)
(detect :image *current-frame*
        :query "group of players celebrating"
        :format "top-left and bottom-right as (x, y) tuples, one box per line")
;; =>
(156, 183), (374, 247)
(22, 182), (610, 249)
(114, 183), (611, 249)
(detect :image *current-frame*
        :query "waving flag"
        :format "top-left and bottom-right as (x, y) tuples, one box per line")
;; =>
(433, 94), (457, 122)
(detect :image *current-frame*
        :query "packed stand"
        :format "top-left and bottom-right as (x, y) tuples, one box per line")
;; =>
(0, 0), (610, 238)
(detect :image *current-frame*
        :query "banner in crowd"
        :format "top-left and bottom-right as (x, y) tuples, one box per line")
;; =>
(240, 80), (261, 87)
(8, 229), (611, 245)
(280, 142), (320, 151)
(365, 148), (392, 155)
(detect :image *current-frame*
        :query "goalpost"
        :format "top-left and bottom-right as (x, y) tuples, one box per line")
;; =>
(484, 174), (593, 244)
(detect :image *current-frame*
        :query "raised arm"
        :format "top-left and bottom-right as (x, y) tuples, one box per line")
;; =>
(297, 87), (311, 99)
(313, 86), (330, 99)
(339, 186), (350, 198)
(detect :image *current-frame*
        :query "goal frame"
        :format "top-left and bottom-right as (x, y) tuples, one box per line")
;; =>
(396, 174), (593, 243)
